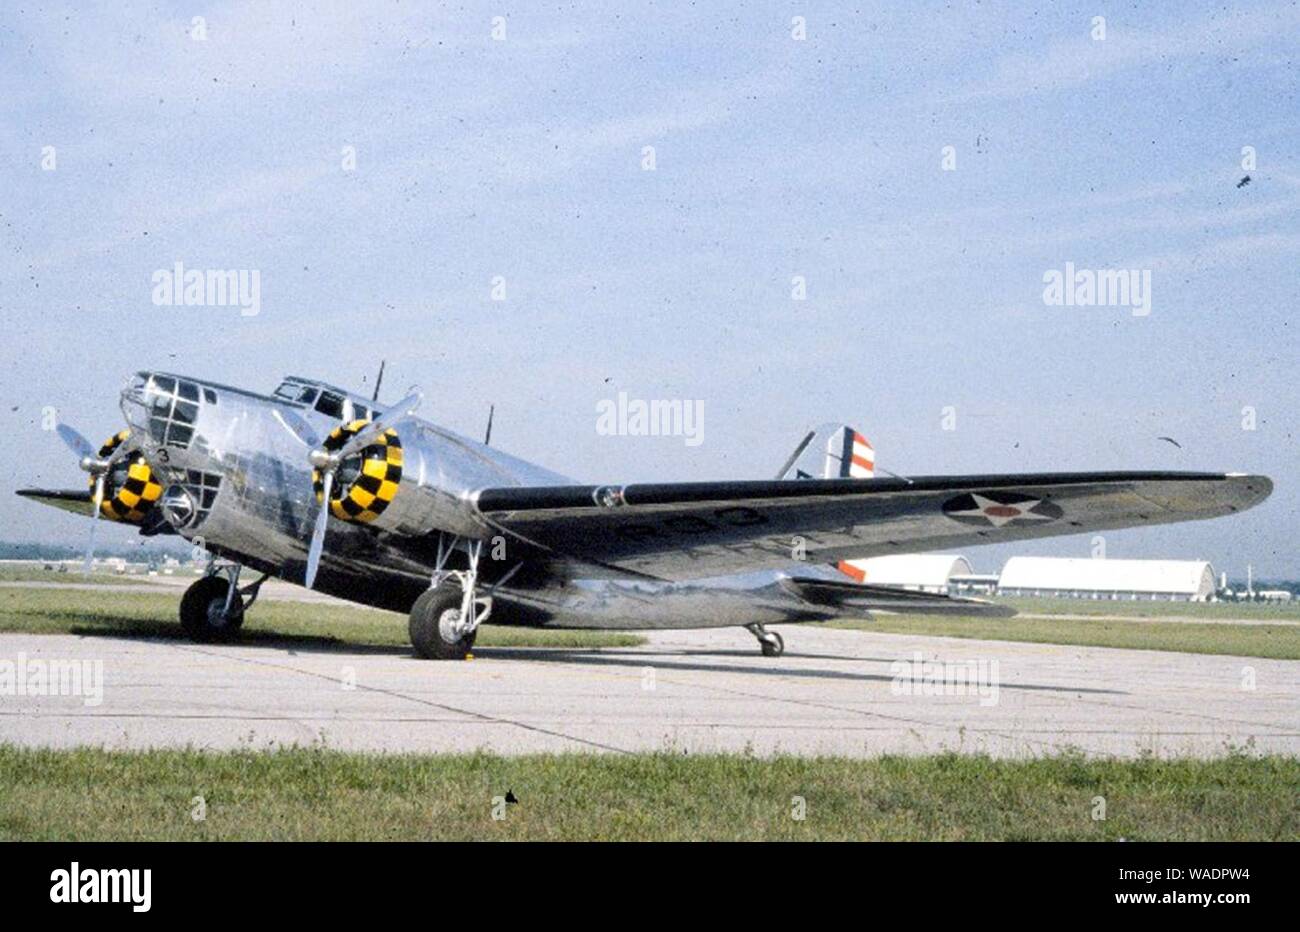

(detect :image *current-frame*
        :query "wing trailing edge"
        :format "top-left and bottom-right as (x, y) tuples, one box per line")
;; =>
(781, 576), (1017, 617)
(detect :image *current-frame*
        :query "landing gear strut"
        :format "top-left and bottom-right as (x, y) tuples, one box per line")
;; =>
(746, 622), (784, 657)
(179, 562), (267, 643)
(409, 538), (493, 660)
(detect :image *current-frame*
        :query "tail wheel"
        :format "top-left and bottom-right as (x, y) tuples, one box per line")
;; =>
(746, 622), (785, 657)
(179, 575), (245, 643)
(760, 631), (785, 657)
(409, 582), (477, 660)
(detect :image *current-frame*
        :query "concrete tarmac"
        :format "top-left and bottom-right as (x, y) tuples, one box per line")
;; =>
(0, 626), (1295, 758)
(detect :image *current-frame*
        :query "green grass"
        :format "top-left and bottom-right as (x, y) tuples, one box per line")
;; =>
(0, 586), (643, 651)
(827, 615), (1300, 660)
(824, 596), (1300, 660)
(1001, 595), (1300, 621)
(0, 746), (1294, 841)
(0, 565), (160, 585)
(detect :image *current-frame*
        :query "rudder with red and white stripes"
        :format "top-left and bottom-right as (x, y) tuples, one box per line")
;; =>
(836, 429), (875, 479)
(776, 423), (876, 482)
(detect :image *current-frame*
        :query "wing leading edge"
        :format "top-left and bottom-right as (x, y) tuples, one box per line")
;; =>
(15, 488), (96, 518)
(472, 471), (1271, 581)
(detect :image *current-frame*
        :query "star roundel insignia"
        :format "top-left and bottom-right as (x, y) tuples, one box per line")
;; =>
(941, 490), (1064, 528)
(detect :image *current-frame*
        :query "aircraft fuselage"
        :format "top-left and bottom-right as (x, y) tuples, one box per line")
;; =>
(117, 371), (575, 615)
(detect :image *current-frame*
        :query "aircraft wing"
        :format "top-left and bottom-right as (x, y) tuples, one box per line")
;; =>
(472, 472), (1271, 581)
(15, 488), (96, 518)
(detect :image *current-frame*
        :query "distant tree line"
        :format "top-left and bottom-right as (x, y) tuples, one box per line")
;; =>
(0, 541), (191, 561)
(1222, 579), (1300, 597)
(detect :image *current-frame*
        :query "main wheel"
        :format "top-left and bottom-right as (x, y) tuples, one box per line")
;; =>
(179, 575), (245, 643)
(760, 631), (784, 657)
(409, 583), (477, 660)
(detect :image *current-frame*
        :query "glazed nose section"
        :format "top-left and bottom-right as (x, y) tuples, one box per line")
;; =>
(119, 373), (152, 440)
(119, 372), (202, 451)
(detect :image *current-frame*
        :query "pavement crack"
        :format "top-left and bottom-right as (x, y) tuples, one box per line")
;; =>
(169, 641), (634, 754)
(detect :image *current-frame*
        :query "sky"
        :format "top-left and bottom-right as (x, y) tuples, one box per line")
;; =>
(0, 1), (1296, 577)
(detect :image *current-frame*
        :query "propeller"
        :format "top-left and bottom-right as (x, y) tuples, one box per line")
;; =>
(333, 389), (420, 460)
(303, 389), (421, 588)
(271, 408), (321, 449)
(55, 423), (134, 575)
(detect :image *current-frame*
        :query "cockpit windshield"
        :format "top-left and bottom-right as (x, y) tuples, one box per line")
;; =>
(314, 391), (345, 419)
(273, 381), (319, 405)
(272, 378), (374, 424)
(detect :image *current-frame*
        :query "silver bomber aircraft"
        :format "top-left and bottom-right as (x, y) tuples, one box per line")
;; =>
(17, 371), (1273, 659)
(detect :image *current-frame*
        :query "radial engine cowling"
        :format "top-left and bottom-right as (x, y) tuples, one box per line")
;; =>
(91, 430), (164, 523)
(311, 419), (404, 524)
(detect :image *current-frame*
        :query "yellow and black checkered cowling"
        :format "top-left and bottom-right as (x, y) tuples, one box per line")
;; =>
(312, 419), (403, 523)
(91, 430), (163, 523)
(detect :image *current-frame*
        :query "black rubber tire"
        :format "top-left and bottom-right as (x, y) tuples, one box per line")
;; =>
(760, 632), (784, 657)
(409, 584), (477, 660)
(179, 575), (245, 643)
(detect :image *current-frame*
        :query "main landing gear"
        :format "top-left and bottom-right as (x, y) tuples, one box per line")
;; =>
(409, 538), (494, 660)
(179, 562), (267, 643)
(746, 622), (785, 657)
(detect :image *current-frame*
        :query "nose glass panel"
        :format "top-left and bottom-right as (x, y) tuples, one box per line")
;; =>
(131, 373), (203, 450)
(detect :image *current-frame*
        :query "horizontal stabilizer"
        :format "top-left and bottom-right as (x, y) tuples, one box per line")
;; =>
(781, 575), (1016, 617)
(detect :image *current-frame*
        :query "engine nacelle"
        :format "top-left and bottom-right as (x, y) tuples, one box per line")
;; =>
(309, 419), (492, 538)
(312, 420), (405, 523)
(92, 430), (163, 524)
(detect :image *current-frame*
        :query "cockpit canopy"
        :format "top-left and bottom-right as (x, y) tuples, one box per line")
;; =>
(123, 372), (380, 455)
(272, 376), (377, 423)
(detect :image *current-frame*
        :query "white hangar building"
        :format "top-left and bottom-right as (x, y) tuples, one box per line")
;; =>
(844, 555), (974, 594)
(997, 557), (1217, 602)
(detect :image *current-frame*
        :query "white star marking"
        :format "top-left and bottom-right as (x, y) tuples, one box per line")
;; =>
(948, 493), (1056, 528)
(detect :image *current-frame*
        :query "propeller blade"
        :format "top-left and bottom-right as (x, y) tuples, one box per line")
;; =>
(272, 408), (321, 448)
(56, 423), (96, 462)
(103, 435), (134, 468)
(304, 470), (333, 589)
(336, 389), (421, 459)
(83, 474), (105, 575)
